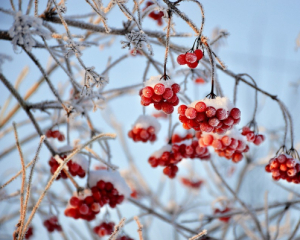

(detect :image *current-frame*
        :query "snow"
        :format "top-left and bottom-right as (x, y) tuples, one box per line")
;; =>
(88, 170), (131, 197)
(144, 75), (176, 89)
(150, 145), (172, 158)
(133, 115), (161, 133)
(201, 128), (246, 142)
(190, 96), (234, 111)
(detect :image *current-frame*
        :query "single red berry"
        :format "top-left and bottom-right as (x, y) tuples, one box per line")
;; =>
(185, 107), (197, 119)
(152, 93), (163, 102)
(162, 88), (173, 100)
(51, 130), (60, 138)
(141, 96), (152, 106)
(230, 108), (241, 119)
(187, 61), (198, 69)
(195, 101), (206, 112)
(194, 49), (203, 60)
(161, 102), (174, 114)
(185, 52), (197, 63)
(142, 86), (154, 98)
(178, 105), (187, 116)
(177, 54), (187, 65)
(46, 130), (52, 138)
(216, 108), (227, 120)
(206, 106), (216, 118)
(58, 134), (65, 142)
(154, 83), (165, 95)
(171, 83), (180, 93)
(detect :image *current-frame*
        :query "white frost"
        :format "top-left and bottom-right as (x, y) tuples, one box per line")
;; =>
(133, 115), (161, 133)
(190, 96), (234, 111)
(88, 170), (131, 197)
(144, 75), (176, 89)
(201, 128), (246, 142)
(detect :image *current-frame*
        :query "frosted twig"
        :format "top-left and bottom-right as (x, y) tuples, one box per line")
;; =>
(188, 229), (207, 240)
(134, 216), (144, 240)
(108, 217), (126, 240)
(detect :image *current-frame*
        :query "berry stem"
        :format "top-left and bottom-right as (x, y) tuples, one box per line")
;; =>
(162, 9), (172, 81)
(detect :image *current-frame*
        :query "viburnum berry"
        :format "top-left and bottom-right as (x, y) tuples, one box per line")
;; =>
(177, 54), (187, 65)
(128, 115), (160, 143)
(177, 97), (241, 133)
(180, 177), (204, 189)
(194, 77), (206, 84)
(194, 49), (203, 60)
(24, 226), (34, 239)
(187, 61), (198, 69)
(93, 221), (115, 237)
(43, 216), (62, 232)
(45, 129), (65, 142)
(177, 48), (203, 68)
(241, 126), (265, 146)
(143, 1), (164, 26)
(265, 152), (300, 184)
(185, 52), (197, 63)
(140, 75), (180, 114)
(214, 207), (231, 222)
(198, 129), (249, 163)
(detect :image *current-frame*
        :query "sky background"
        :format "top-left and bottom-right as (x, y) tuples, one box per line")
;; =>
(0, 0), (300, 239)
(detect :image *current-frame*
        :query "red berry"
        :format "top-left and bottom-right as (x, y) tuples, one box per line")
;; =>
(154, 102), (162, 110)
(194, 49), (203, 60)
(208, 117), (220, 127)
(187, 61), (198, 69)
(230, 108), (241, 119)
(195, 101), (206, 112)
(152, 93), (163, 102)
(171, 83), (180, 93)
(46, 130), (52, 138)
(142, 86), (154, 98)
(58, 134), (65, 142)
(51, 130), (60, 138)
(216, 108), (227, 120)
(79, 204), (89, 215)
(205, 106), (216, 118)
(141, 96), (152, 106)
(178, 105), (187, 116)
(185, 107), (197, 119)
(185, 53), (197, 63)
(200, 122), (214, 132)
(177, 54), (187, 65)
(70, 197), (81, 207)
(161, 102), (174, 114)
(154, 83), (165, 95)
(162, 88), (173, 100)
(203, 134), (213, 146)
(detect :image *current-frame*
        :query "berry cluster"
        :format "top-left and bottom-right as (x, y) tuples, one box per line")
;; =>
(180, 177), (204, 189)
(144, 1), (164, 26)
(117, 235), (134, 240)
(198, 130), (249, 163)
(128, 115), (160, 143)
(178, 97), (241, 133)
(140, 75), (180, 114)
(93, 221), (115, 237)
(148, 140), (210, 178)
(48, 154), (86, 180)
(25, 226), (33, 239)
(214, 207), (231, 222)
(171, 132), (193, 143)
(241, 126), (265, 145)
(177, 49), (203, 68)
(265, 154), (300, 183)
(46, 129), (65, 141)
(43, 216), (62, 232)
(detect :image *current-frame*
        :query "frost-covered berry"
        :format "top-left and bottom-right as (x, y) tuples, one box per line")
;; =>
(177, 54), (187, 65)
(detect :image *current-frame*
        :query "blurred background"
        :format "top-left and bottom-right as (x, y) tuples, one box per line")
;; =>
(0, 0), (300, 239)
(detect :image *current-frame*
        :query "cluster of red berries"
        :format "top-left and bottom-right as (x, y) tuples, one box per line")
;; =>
(48, 155), (86, 180)
(128, 126), (157, 143)
(46, 129), (65, 141)
(241, 126), (265, 145)
(140, 82), (180, 114)
(178, 101), (241, 133)
(93, 221), (115, 237)
(117, 235), (134, 240)
(214, 207), (231, 222)
(144, 1), (164, 26)
(180, 177), (204, 189)
(65, 181), (125, 220)
(43, 216), (62, 232)
(198, 132), (249, 163)
(265, 154), (300, 183)
(148, 140), (210, 178)
(24, 227), (33, 239)
(171, 132), (193, 143)
(177, 49), (203, 68)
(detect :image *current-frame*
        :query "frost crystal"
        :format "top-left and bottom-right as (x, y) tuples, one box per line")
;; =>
(121, 30), (153, 55)
(8, 12), (51, 52)
(82, 67), (108, 95)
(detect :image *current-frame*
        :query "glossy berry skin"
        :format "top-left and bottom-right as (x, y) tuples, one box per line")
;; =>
(65, 182), (125, 221)
(177, 54), (187, 65)
(178, 101), (241, 133)
(43, 216), (62, 232)
(194, 49), (203, 60)
(140, 82), (180, 114)
(265, 154), (300, 184)
(48, 155), (86, 180)
(177, 49), (203, 68)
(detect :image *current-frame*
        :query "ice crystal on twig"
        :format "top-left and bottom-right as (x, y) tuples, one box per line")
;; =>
(82, 67), (108, 95)
(121, 30), (153, 55)
(8, 12), (51, 52)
